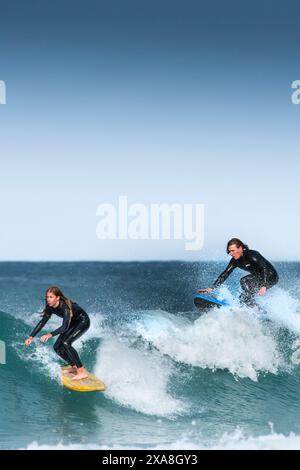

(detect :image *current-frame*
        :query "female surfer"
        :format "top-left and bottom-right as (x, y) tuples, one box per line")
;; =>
(198, 238), (278, 307)
(25, 286), (90, 380)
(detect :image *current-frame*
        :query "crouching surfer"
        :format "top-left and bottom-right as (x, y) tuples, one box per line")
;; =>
(198, 238), (278, 307)
(25, 286), (90, 380)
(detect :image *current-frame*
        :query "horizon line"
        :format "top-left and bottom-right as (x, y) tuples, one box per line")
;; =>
(0, 259), (297, 263)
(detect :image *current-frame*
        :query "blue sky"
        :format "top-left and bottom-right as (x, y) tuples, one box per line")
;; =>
(0, 0), (299, 261)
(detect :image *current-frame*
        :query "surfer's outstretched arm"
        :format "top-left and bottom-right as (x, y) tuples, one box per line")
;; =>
(29, 312), (51, 338)
(25, 312), (51, 346)
(197, 259), (236, 292)
(197, 259), (235, 293)
(211, 258), (236, 290)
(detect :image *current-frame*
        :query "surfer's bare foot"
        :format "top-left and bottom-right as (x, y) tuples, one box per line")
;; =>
(72, 367), (88, 380)
(62, 365), (77, 375)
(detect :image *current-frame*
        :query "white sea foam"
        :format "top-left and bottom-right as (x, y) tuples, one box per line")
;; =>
(131, 308), (281, 381)
(94, 337), (186, 417)
(258, 288), (300, 333)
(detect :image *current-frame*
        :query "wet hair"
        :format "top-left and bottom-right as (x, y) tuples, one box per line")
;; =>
(226, 238), (249, 254)
(44, 286), (73, 321)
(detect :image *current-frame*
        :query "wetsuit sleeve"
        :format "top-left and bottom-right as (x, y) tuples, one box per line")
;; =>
(29, 312), (51, 338)
(248, 251), (269, 286)
(50, 304), (70, 337)
(212, 259), (236, 289)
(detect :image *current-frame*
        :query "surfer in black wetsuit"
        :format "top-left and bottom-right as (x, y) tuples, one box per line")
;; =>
(198, 238), (278, 307)
(25, 286), (90, 380)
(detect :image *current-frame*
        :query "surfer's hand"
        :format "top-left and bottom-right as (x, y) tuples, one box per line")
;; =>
(25, 337), (33, 347)
(258, 286), (267, 296)
(197, 288), (213, 293)
(40, 333), (52, 343)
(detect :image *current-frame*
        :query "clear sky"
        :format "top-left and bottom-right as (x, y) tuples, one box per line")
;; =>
(0, 0), (299, 261)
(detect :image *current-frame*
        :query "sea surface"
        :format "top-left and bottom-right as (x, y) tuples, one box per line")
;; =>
(1, 261), (300, 450)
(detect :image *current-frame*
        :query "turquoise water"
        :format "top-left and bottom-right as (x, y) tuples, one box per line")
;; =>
(1, 261), (300, 449)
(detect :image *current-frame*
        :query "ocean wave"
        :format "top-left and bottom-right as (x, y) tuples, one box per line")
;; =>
(23, 428), (300, 450)
(94, 337), (186, 417)
(129, 308), (282, 380)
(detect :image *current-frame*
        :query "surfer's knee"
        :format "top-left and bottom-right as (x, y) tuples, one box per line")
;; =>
(62, 339), (71, 350)
(269, 273), (279, 287)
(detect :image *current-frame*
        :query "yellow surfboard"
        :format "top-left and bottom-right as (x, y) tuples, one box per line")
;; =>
(61, 367), (106, 392)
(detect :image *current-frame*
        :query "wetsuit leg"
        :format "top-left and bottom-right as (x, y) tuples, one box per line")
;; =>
(59, 316), (90, 368)
(53, 336), (75, 366)
(239, 272), (279, 307)
(239, 274), (261, 306)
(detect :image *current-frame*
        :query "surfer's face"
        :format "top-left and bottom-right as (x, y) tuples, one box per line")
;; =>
(46, 292), (60, 307)
(228, 244), (244, 259)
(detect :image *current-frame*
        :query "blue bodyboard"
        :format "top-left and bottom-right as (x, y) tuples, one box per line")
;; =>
(194, 293), (230, 311)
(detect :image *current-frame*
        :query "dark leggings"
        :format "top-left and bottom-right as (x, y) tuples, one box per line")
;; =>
(239, 273), (278, 307)
(53, 315), (90, 368)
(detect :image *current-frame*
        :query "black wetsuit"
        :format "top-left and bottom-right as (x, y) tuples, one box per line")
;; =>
(212, 249), (278, 306)
(29, 302), (90, 368)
